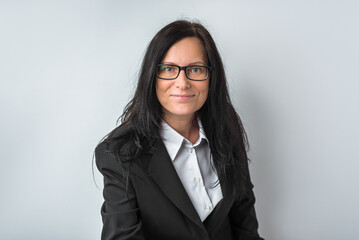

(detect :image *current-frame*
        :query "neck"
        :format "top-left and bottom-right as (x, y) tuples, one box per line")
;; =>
(163, 114), (199, 144)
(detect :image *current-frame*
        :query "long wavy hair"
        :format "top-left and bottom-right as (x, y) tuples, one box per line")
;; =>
(100, 20), (250, 195)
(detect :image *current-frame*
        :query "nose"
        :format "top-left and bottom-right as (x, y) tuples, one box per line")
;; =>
(175, 70), (190, 89)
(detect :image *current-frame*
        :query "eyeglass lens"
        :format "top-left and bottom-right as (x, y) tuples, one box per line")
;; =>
(157, 65), (208, 80)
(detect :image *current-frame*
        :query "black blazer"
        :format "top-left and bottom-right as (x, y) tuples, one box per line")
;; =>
(96, 126), (264, 240)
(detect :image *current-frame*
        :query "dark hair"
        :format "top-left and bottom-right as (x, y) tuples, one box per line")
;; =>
(101, 20), (250, 195)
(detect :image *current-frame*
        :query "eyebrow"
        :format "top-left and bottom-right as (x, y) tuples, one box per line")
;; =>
(161, 61), (207, 66)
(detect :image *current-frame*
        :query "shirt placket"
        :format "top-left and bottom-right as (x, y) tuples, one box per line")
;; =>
(185, 141), (213, 221)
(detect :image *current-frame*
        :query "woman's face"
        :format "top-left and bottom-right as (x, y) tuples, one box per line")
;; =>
(156, 37), (209, 122)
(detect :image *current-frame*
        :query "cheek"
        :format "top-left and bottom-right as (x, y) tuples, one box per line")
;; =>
(199, 82), (209, 102)
(155, 79), (170, 104)
(155, 85), (163, 105)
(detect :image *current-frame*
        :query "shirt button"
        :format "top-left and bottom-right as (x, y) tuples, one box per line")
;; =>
(205, 206), (211, 210)
(188, 148), (193, 153)
(194, 177), (201, 182)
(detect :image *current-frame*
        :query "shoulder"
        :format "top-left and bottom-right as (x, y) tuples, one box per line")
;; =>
(95, 124), (135, 170)
(95, 123), (157, 170)
(96, 124), (133, 153)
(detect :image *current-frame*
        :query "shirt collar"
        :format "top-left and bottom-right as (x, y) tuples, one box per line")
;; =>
(159, 118), (208, 161)
(197, 119), (208, 146)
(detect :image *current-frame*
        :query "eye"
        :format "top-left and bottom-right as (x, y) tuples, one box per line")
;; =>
(159, 65), (175, 72)
(189, 66), (204, 73)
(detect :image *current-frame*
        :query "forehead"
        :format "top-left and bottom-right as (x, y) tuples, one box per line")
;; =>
(161, 37), (207, 64)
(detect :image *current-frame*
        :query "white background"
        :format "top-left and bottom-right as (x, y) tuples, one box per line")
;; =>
(1, 0), (358, 239)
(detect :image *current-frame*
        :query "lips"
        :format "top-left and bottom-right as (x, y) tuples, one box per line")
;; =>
(170, 94), (195, 100)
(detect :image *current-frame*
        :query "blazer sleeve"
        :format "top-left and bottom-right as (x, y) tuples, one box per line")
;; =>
(95, 143), (146, 240)
(229, 181), (265, 240)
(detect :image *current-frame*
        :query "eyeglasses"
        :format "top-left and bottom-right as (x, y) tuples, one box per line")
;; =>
(156, 64), (211, 81)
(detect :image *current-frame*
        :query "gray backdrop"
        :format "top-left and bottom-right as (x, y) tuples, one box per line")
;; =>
(1, 0), (358, 239)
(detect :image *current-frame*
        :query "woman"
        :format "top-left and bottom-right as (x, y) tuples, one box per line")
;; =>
(95, 20), (264, 240)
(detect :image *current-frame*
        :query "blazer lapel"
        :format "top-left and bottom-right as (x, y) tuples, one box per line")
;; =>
(146, 140), (204, 229)
(203, 170), (236, 230)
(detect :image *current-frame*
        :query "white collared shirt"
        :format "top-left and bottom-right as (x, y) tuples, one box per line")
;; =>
(159, 119), (223, 221)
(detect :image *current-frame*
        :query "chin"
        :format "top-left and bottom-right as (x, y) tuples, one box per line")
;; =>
(167, 109), (197, 118)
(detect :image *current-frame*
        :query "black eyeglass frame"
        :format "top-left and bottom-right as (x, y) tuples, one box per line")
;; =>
(156, 64), (211, 81)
